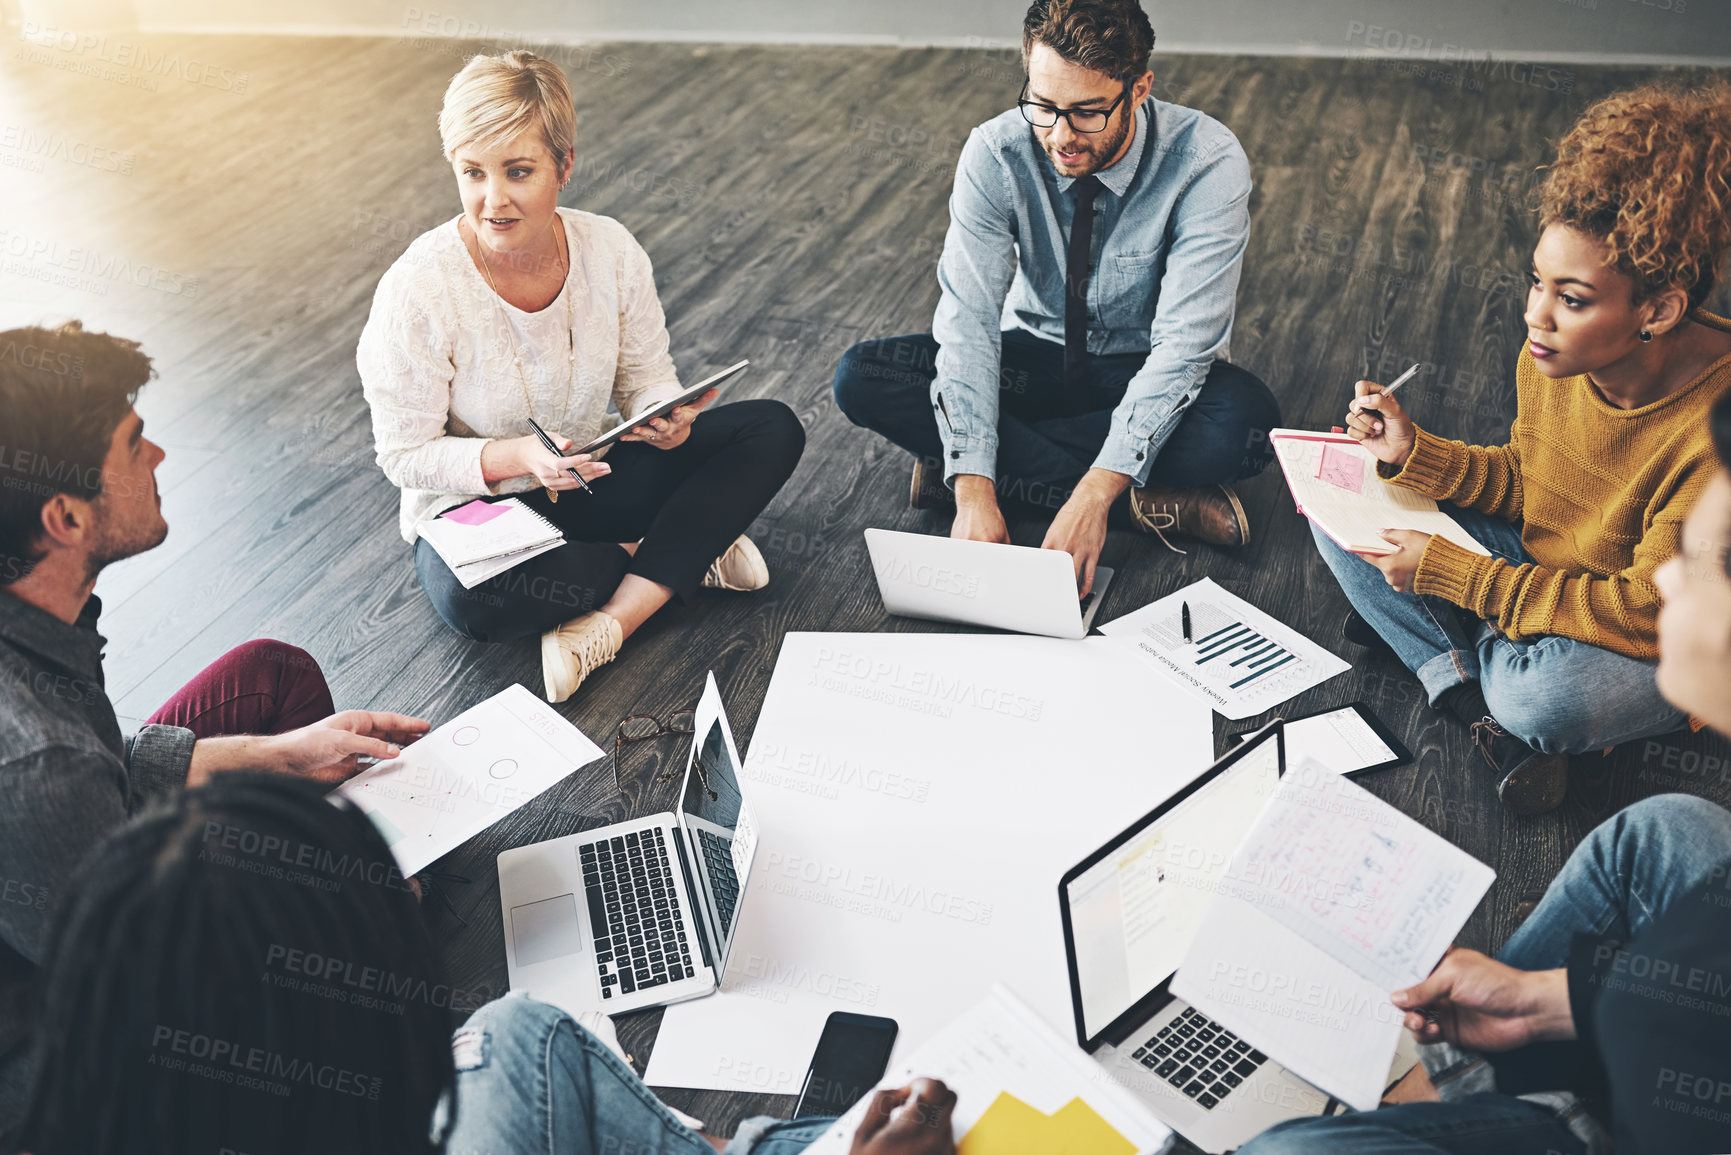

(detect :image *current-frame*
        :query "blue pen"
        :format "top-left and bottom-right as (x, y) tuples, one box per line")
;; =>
(526, 417), (594, 495)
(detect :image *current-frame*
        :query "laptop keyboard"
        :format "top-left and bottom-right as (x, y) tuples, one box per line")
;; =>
(579, 828), (693, 1000)
(698, 828), (740, 930)
(1132, 1007), (1268, 1111)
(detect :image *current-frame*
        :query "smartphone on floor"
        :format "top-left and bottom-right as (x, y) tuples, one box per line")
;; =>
(792, 1011), (899, 1119)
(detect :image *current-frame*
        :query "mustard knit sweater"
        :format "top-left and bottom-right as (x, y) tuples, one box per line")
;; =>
(1382, 312), (1731, 661)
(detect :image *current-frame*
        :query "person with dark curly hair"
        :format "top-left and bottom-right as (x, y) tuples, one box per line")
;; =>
(1234, 384), (1731, 1155)
(7, 774), (959, 1155)
(1311, 81), (1731, 815)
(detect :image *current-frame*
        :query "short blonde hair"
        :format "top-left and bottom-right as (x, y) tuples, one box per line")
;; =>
(438, 50), (576, 172)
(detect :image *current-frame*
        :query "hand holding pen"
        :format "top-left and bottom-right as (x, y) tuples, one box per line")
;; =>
(524, 417), (609, 499)
(1344, 364), (1420, 470)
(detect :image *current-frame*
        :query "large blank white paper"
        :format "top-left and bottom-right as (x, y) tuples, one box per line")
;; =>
(1171, 762), (1494, 1110)
(335, 684), (604, 875)
(1098, 579), (1350, 720)
(643, 633), (1213, 1094)
(801, 986), (1169, 1155)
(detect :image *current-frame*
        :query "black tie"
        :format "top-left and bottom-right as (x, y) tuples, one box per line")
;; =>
(1064, 175), (1103, 392)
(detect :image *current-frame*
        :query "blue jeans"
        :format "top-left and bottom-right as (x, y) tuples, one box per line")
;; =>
(444, 993), (832, 1155)
(1237, 793), (1731, 1155)
(832, 330), (1280, 518)
(1310, 508), (1684, 754)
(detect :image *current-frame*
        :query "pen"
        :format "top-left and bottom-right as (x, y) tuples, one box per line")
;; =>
(1182, 600), (1192, 642)
(525, 416), (594, 496)
(1349, 363), (1422, 416)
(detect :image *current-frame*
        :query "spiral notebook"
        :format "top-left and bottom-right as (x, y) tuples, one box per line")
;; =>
(416, 498), (564, 588)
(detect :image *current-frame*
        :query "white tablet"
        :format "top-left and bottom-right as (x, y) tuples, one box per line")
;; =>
(575, 360), (749, 455)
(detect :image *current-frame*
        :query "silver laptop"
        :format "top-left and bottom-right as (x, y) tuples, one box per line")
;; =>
(1058, 723), (1338, 1153)
(497, 672), (758, 1016)
(863, 528), (1114, 639)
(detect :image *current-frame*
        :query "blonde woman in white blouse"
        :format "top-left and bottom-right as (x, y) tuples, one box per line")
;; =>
(358, 51), (804, 702)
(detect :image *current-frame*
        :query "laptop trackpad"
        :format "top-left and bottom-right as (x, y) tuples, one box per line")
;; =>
(511, 893), (585, 967)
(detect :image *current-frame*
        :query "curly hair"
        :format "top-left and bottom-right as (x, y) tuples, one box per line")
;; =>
(1537, 80), (1731, 307)
(1022, 0), (1155, 86)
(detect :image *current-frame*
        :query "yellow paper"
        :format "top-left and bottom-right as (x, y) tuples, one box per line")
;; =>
(958, 1091), (1136, 1155)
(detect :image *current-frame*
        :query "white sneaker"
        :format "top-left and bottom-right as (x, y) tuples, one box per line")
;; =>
(700, 534), (770, 591)
(540, 611), (622, 704)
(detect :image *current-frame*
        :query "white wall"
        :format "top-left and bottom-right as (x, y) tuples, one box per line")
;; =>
(11, 0), (1730, 64)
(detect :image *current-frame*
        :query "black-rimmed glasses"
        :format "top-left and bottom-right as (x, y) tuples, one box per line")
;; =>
(611, 710), (695, 790)
(1018, 80), (1131, 134)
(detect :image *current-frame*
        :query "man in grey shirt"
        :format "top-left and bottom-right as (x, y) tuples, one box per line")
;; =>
(834, 0), (1279, 595)
(0, 321), (429, 1132)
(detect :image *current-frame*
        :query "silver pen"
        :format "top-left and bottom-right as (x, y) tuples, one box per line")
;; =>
(1349, 363), (1422, 416)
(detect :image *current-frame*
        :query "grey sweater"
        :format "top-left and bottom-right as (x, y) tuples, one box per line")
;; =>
(0, 591), (193, 1130)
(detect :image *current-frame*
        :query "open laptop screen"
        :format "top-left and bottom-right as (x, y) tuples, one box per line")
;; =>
(681, 713), (747, 943)
(1065, 732), (1281, 1042)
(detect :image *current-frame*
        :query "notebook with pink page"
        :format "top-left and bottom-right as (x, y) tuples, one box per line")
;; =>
(1268, 429), (1489, 557)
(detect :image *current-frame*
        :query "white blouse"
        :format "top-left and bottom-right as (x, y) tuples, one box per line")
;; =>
(357, 207), (686, 542)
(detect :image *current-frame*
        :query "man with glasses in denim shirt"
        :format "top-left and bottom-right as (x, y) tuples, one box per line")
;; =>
(834, 0), (1279, 594)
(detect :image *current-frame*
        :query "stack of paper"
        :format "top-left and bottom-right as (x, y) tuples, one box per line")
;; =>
(1171, 761), (1495, 1111)
(801, 987), (1170, 1155)
(416, 498), (564, 587)
(1268, 429), (1489, 557)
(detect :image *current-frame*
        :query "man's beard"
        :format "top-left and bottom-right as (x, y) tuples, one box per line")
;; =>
(83, 494), (167, 583)
(1044, 111), (1133, 176)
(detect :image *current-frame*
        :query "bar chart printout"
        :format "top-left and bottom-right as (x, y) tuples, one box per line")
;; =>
(1098, 578), (1350, 720)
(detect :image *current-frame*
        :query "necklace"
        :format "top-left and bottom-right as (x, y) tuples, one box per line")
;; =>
(473, 214), (577, 501)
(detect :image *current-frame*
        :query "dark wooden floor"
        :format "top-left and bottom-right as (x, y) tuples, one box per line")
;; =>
(5, 32), (1730, 1136)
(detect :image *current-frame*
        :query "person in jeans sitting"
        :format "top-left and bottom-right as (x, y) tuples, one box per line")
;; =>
(1313, 81), (1731, 813)
(1235, 381), (1731, 1155)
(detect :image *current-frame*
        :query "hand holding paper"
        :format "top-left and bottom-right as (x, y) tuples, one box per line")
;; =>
(1392, 950), (1576, 1052)
(334, 685), (604, 875)
(1171, 760), (1494, 1111)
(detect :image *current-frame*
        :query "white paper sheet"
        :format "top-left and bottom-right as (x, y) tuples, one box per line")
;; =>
(643, 633), (1214, 1094)
(335, 684), (604, 875)
(801, 987), (1170, 1155)
(1097, 579), (1351, 720)
(1284, 708), (1397, 774)
(1171, 761), (1495, 1111)
(1234, 707), (1399, 775)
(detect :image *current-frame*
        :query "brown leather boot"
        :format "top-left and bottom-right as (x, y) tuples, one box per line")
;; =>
(1470, 716), (1569, 816)
(909, 457), (955, 510)
(1126, 484), (1250, 550)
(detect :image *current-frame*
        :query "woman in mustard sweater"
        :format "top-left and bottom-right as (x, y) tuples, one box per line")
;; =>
(1316, 82), (1731, 814)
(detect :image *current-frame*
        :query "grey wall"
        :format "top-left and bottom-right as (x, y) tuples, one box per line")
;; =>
(13, 0), (1731, 62)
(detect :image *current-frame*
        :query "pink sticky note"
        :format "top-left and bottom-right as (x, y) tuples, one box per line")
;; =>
(442, 499), (507, 526)
(1317, 443), (1366, 493)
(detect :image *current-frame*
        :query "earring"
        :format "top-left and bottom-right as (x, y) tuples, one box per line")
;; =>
(1639, 329), (1653, 342)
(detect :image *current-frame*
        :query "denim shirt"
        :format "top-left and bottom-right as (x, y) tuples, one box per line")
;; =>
(931, 96), (1252, 485)
(0, 590), (190, 1103)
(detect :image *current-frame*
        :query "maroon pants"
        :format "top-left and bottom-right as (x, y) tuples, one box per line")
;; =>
(144, 639), (334, 738)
